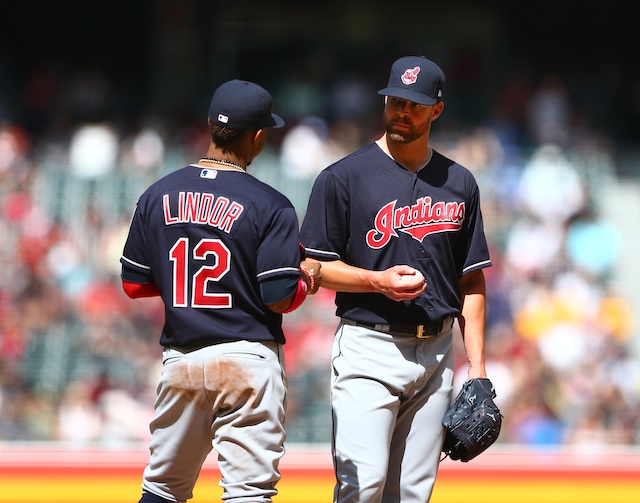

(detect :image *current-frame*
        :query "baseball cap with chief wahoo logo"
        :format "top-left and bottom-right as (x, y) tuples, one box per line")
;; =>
(208, 79), (285, 131)
(377, 55), (445, 106)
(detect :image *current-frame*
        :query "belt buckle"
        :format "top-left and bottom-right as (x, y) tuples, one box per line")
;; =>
(416, 325), (428, 338)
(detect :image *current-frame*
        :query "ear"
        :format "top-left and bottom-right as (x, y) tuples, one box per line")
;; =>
(431, 102), (445, 121)
(248, 128), (268, 160)
(252, 128), (266, 144)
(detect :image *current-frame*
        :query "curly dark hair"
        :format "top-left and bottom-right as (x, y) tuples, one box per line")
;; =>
(209, 123), (251, 148)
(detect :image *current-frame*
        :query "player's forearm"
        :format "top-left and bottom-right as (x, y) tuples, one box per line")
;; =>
(460, 295), (487, 378)
(316, 260), (426, 303)
(458, 270), (487, 379)
(314, 260), (378, 293)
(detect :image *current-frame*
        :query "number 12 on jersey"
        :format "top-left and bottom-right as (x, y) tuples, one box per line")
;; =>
(169, 237), (232, 309)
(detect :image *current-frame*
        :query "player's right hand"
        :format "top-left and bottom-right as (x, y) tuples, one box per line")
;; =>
(378, 265), (426, 301)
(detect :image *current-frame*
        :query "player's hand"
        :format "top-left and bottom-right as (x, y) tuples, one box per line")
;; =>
(300, 259), (322, 294)
(377, 265), (426, 301)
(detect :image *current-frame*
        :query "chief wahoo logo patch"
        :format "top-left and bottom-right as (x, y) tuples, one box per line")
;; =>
(401, 66), (421, 85)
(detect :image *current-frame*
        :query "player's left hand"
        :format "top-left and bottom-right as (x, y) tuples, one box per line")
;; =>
(441, 378), (502, 462)
(300, 259), (322, 294)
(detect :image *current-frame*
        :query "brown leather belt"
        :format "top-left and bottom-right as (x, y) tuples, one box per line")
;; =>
(341, 316), (453, 338)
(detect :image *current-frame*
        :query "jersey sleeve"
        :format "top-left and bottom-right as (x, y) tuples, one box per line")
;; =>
(300, 169), (345, 261)
(256, 205), (302, 282)
(259, 275), (299, 304)
(456, 181), (492, 276)
(120, 201), (154, 283)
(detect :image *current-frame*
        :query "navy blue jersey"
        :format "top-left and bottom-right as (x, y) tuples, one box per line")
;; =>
(299, 142), (491, 325)
(121, 165), (301, 346)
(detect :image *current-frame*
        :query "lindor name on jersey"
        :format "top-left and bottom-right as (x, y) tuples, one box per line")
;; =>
(366, 196), (465, 249)
(162, 192), (244, 233)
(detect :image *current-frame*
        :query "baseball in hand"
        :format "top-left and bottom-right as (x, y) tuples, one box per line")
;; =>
(400, 269), (425, 283)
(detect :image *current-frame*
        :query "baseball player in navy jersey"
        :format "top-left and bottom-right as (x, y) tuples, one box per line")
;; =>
(299, 56), (492, 502)
(120, 79), (322, 503)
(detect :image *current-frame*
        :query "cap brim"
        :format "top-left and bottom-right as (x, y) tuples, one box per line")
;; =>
(270, 113), (285, 129)
(377, 87), (437, 106)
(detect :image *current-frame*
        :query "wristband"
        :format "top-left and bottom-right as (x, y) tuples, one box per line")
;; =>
(299, 265), (314, 293)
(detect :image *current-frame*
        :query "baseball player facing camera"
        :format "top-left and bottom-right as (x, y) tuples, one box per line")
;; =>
(300, 56), (493, 502)
(120, 79), (321, 503)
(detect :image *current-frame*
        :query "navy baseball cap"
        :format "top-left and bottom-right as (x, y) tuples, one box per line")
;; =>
(377, 56), (445, 106)
(208, 79), (285, 130)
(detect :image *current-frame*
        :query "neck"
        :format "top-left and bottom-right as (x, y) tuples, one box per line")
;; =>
(377, 134), (431, 173)
(198, 157), (246, 172)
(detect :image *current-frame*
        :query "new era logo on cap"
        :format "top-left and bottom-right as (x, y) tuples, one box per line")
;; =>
(378, 55), (445, 106)
(217, 113), (229, 124)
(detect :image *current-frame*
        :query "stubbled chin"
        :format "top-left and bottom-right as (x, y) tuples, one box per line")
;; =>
(388, 132), (408, 143)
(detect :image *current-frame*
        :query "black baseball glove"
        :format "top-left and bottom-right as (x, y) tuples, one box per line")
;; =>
(441, 377), (502, 462)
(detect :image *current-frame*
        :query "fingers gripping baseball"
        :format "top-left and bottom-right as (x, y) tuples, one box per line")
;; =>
(378, 265), (426, 301)
(397, 267), (424, 285)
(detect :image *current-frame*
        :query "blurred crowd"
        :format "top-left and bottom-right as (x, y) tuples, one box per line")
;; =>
(0, 60), (639, 448)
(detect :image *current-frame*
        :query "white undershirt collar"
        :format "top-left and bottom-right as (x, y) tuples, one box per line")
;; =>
(375, 140), (432, 172)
